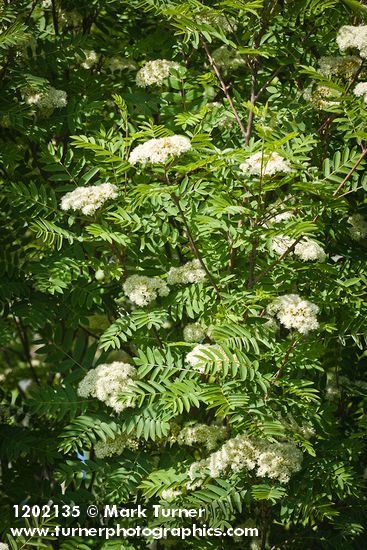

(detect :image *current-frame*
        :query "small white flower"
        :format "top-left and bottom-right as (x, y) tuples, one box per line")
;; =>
(175, 423), (227, 451)
(271, 236), (326, 262)
(183, 323), (206, 342)
(79, 49), (99, 69)
(240, 151), (293, 177)
(294, 238), (327, 262)
(336, 25), (367, 58)
(77, 362), (137, 413)
(187, 434), (302, 485)
(300, 425), (315, 440)
(123, 275), (169, 306)
(167, 259), (206, 285)
(267, 294), (319, 335)
(25, 86), (67, 111)
(255, 441), (303, 483)
(60, 183), (118, 215)
(304, 85), (341, 110)
(354, 82), (367, 103)
(95, 269), (105, 281)
(94, 433), (139, 458)
(318, 55), (361, 78)
(331, 254), (343, 262)
(129, 135), (191, 165)
(136, 59), (180, 86)
(271, 236), (295, 257)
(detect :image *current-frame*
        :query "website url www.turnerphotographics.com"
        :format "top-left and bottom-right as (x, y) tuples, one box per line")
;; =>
(9, 504), (259, 540)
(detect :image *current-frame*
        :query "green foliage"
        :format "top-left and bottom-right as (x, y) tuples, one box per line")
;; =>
(1, 0), (367, 549)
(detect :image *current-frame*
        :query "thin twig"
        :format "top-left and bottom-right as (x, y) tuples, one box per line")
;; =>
(201, 37), (247, 141)
(244, 71), (257, 145)
(255, 66), (283, 101)
(260, 502), (270, 550)
(251, 235), (304, 287)
(332, 147), (367, 196)
(171, 193), (222, 299)
(272, 337), (298, 383)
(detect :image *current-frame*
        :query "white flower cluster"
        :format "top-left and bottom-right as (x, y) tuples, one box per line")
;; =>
(188, 434), (303, 485)
(271, 236), (295, 256)
(183, 323), (206, 342)
(60, 183), (118, 216)
(25, 87), (67, 112)
(136, 59), (179, 86)
(303, 85), (341, 110)
(77, 362), (137, 413)
(337, 25), (367, 58)
(79, 49), (99, 69)
(122, 260), (207, 307)
(0, 544), (9, 550)
(129, 135), (191, 165)
(295, 238), (327, 262)
(240, 151), (293, 177)
(318, 55), (361, 78)
(348, 213), (367, 240)
(300, 425), (315, 439)
(94, 432), (139, 459)
(123, 275), (170, 306)
(266, 196), (297, 226)
(255, 441), (303, 482)
(271, 236), (327, 262)
(354, 82), (367, 102)
(167, 259), (206, 285)
(185, 344), (227, 373)
(267, 294), (319, 335)
(176, 423), (227, 451)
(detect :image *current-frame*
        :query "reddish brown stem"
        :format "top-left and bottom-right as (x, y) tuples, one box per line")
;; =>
(332, 147), (367, 196)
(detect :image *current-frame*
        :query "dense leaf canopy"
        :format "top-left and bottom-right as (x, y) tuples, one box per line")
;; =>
(1, 1), (367, 549)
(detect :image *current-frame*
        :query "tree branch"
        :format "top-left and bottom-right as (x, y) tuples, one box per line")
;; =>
(171, 193), (222, 299)
(244, 71), (257, 146)
(272, 337), (298, 382)
(251, 147), (366, 286)
(51, 0), (59, 35)
(201, 37), (247, 142)
(332, 147), (367, 196)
